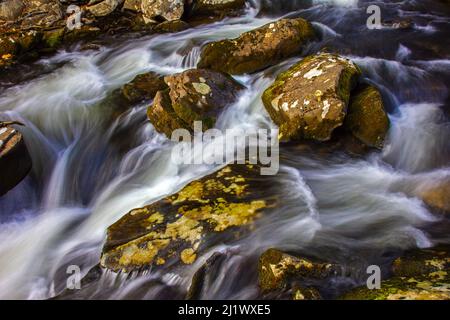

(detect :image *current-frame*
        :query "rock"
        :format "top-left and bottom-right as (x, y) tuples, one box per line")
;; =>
(197, 18), (316, 75)
(147, 89), (190, 137)
(87, 0), (123, 17)
(341, 246), (450, 300)
(123, 0), (141, 11)
(262, 53), (361, 141)
(20, 0), (63, 28)
(141, 0), (185, 23)
(153, 19), (190, 33)
(42, 27), (66, 48)
(0, 0), (24, 21)
(165, 68), (244, 129)
(0, 122), (32, 196)
(292, 286), (322, 300)
(258, 248), (338, 293)
(416, 179), (450, 214)
(0, 29), (43, 63)
(147, 68), (244, 137)
(101, 163), (277, 272)
(121, 72), (168, 104)
(189, 0), (246, 17)
(344, 85), (390, 149)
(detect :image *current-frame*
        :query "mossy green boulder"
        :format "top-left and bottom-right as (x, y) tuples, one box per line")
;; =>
(197, 18), (316, 75)
(341, 246), (450, 300)
(101, 164), (278, 273)
(345, 85), (390, 149)
(262, 53), (361, 141)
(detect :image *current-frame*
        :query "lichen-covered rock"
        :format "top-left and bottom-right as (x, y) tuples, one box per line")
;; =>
(147, 89), (190, 137)
(121, 72), (168, 104)
(258, 248), (338, 293)
(87, 0), (123, 17)
(262, 53), (361, 141)
(20, 0), (63, 28)
(0, 122), (32, 196)
(141, 0), (185, 23)
(197, 18), (316, 75)
(101, 164), (278, 272)
(341, 246), (450, 300)
(164, 68), (244, 129)
(344, 85), (389, 149)
(416, 179), (450, 214)
(123, 0), (142, 11)
(292, 286), (322, 300)
(189, 0), (246, 16)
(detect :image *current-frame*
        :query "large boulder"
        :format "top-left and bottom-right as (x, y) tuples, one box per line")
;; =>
(262, 53), (361, 141)
(20, 0), (63, 28)
(258, 248), (339, 293)
(121, 72), (168, 104)
(0, 122), (32, 196)
(101, 163), (278, 272)
(197, 18), (316, 75)
(344, 85), (390, 149)
(341, 246), (450, 300)
(147, 68), (244, 137)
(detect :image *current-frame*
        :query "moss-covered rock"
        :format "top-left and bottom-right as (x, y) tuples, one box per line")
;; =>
(42, 27), (66, 49)
(197, 18), (316, 75)
(262, 53), (361, 141)
(341, 246), (450, 300)
(258, 248), (338, 293)
(101, 163), (278, 272)
(121, 72), (168, 104)
(345, 85), (389, 149)
(416, 179), (450, 214)
(0, 122), (32, 196)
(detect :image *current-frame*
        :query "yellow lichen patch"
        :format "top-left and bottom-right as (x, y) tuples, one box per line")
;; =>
(387, 289), (450, 300)
(165, 215), (204, 244)
(146, 212), (164, 225)
(425, 258), (450, 270)
(429, 271), (447, 281)
(181, 248), (197, 264)
(117, 239), (170, 267)
(216, 166), (232, 177)
(130, 207), (150, 216)
(171, 181), (208, 204)
(209, 201), (266, 232)
(1, 54), (12, 60)
(156, 258), (166, 265)
(293, 290), (305, 300)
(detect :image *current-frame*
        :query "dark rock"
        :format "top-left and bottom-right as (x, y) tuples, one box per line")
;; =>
(121, 72), (168, 104)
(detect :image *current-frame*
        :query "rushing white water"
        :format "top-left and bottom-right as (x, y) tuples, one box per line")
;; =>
(0, 0), (449, 299)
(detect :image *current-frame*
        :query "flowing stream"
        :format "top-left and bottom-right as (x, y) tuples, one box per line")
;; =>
(0, 0), (449, 299)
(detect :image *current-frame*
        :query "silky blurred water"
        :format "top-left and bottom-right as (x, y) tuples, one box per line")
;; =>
(0, 0), (449, 299)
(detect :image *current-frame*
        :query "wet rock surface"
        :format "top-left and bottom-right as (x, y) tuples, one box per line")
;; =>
(197, 18), (316, 75)
(121, 71), (168, 104)
(0, 122), (32, 196)
(258, 248), (339, 294)
(341, 246), (450, 300)
(147, 68), (244, 137)
(416, 179), (450, 214)
(101, 164), (278, 272)
(262, 53), (361, 141)
(344, 85), (390, 149)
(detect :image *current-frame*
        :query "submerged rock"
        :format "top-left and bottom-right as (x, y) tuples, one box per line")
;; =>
(341, 246), (450, 300)
(121, 72), (168, 104)
(0, 122), (32, 196)
(197, 18), (316, 75)
(101, 164), (278, 272)
(148, 68), (244, 137)
(258, 248), (338, 293)
(344, 85), (390, 149)
(262, 53), (361, 141)
(416, 179), (450, 214)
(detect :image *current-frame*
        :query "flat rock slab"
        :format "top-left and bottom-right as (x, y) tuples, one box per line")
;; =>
(101, 163), (279, 272)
